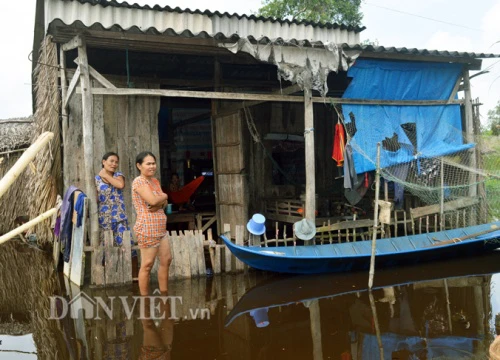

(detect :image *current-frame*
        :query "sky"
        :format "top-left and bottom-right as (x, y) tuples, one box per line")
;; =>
(0, 0), (499, 123)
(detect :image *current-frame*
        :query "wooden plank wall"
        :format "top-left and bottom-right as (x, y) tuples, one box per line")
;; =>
(66, 79), (161, 231)
(214, 112), (248, 238)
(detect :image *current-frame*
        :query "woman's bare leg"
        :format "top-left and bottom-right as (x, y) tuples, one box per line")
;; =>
(157, 236), (172, 293)
(139, 247), (159, 296)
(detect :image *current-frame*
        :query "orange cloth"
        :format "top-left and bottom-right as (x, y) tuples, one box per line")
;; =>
(167, 176), (205, 205)
(332, 122), (346, 167)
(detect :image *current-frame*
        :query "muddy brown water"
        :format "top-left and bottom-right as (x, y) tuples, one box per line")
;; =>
(2, 240), (500, 359)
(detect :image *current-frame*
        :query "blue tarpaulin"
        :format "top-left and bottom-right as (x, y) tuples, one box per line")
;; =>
(342, 59), (474, 173)
(362, 333), (476, 359)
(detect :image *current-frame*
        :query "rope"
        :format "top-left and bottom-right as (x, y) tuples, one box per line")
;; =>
(242, 105), (302, 187)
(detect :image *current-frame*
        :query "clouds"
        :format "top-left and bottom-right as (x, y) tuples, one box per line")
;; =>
(425, 31), (474, 52)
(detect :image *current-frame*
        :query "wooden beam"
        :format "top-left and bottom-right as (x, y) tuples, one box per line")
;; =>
(63, 66), (80, 109)
(89, 65), (117, 89)
(77, 38), (99, 246)
(62, 34), (83, 51)
(74, 58), (116, 89)
(447, 75), (463, 103)
(79, 87), (465, 106)
(64, 68), (279, 89)
(410, 197), (479, 219)
(304, 87), (315, 223)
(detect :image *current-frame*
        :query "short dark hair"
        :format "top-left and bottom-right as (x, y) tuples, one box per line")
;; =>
(102, 152), (119, 168)
(135, 151), (156, 173)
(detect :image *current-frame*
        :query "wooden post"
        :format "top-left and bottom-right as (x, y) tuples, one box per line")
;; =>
(77, 38), (99, 247)
(224, 224), (232, 273)
(308, 300), (323, 360)
(122, 231), (133, 283)
(304, 87), (316, 224)
(235, 225), (245, 272)
(211, 58), (222, 235)
(463, 69), (477, 225)
(59, 46), (69, 189)
(440, 158), (445, 231)
(368, 143), (381, 290)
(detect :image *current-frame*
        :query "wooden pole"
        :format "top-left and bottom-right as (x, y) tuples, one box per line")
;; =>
(81, 87), (464, 106)
(304, 87), (316, 224)
(368, 291), (385, 360)
(0, 132), (54, 200)
(59, 45), (69, 190)
(444, 279), (453, 333)
(77, 39), (99, 247)
(440, 158), (445, 231)
(368, 143), (381, 290)
(0, 208), (57, 245)
(463, 69), (477, 225)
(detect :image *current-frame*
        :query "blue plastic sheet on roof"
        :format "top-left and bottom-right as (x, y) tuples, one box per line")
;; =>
(341, 59), (474, 173)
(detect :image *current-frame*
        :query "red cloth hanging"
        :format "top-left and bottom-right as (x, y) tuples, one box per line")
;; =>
(332, 122), (346, 167)
(167, 176), (205, 205)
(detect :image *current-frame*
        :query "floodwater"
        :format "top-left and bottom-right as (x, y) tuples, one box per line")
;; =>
(2, 241), (500, 359)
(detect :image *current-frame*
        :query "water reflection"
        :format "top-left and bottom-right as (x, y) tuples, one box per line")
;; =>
(3, 242), (500, 359)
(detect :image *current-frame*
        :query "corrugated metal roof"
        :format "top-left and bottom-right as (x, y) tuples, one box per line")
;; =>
(45, 0), (362, 44)
(47, 18), (500, 61)
(343, 44), (500, 60)
(67, 0), (365, 32)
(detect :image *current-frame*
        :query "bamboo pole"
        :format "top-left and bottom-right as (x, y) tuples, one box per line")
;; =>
(0, 132), (54, 200)
(368, 143), (381, 290)
(368, 291), (385, 360)
(0, 208), (57, 245)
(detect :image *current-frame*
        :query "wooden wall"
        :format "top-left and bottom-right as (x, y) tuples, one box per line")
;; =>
(213, 111), (249, 238)
(65, 79), (161, 230)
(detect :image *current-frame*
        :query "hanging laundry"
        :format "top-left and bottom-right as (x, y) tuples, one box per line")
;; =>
(343, 143), (359, 190)
(332, 121), (346, 166)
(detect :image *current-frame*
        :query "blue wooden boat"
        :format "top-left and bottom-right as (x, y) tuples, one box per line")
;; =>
(221, 221), (500, 274)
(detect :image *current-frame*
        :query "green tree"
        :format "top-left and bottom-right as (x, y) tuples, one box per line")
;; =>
(257, 0), (364, 26)
(486, 100), (500, 136)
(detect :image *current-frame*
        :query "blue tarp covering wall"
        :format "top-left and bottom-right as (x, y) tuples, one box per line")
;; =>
(342, 59), (474, 173)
